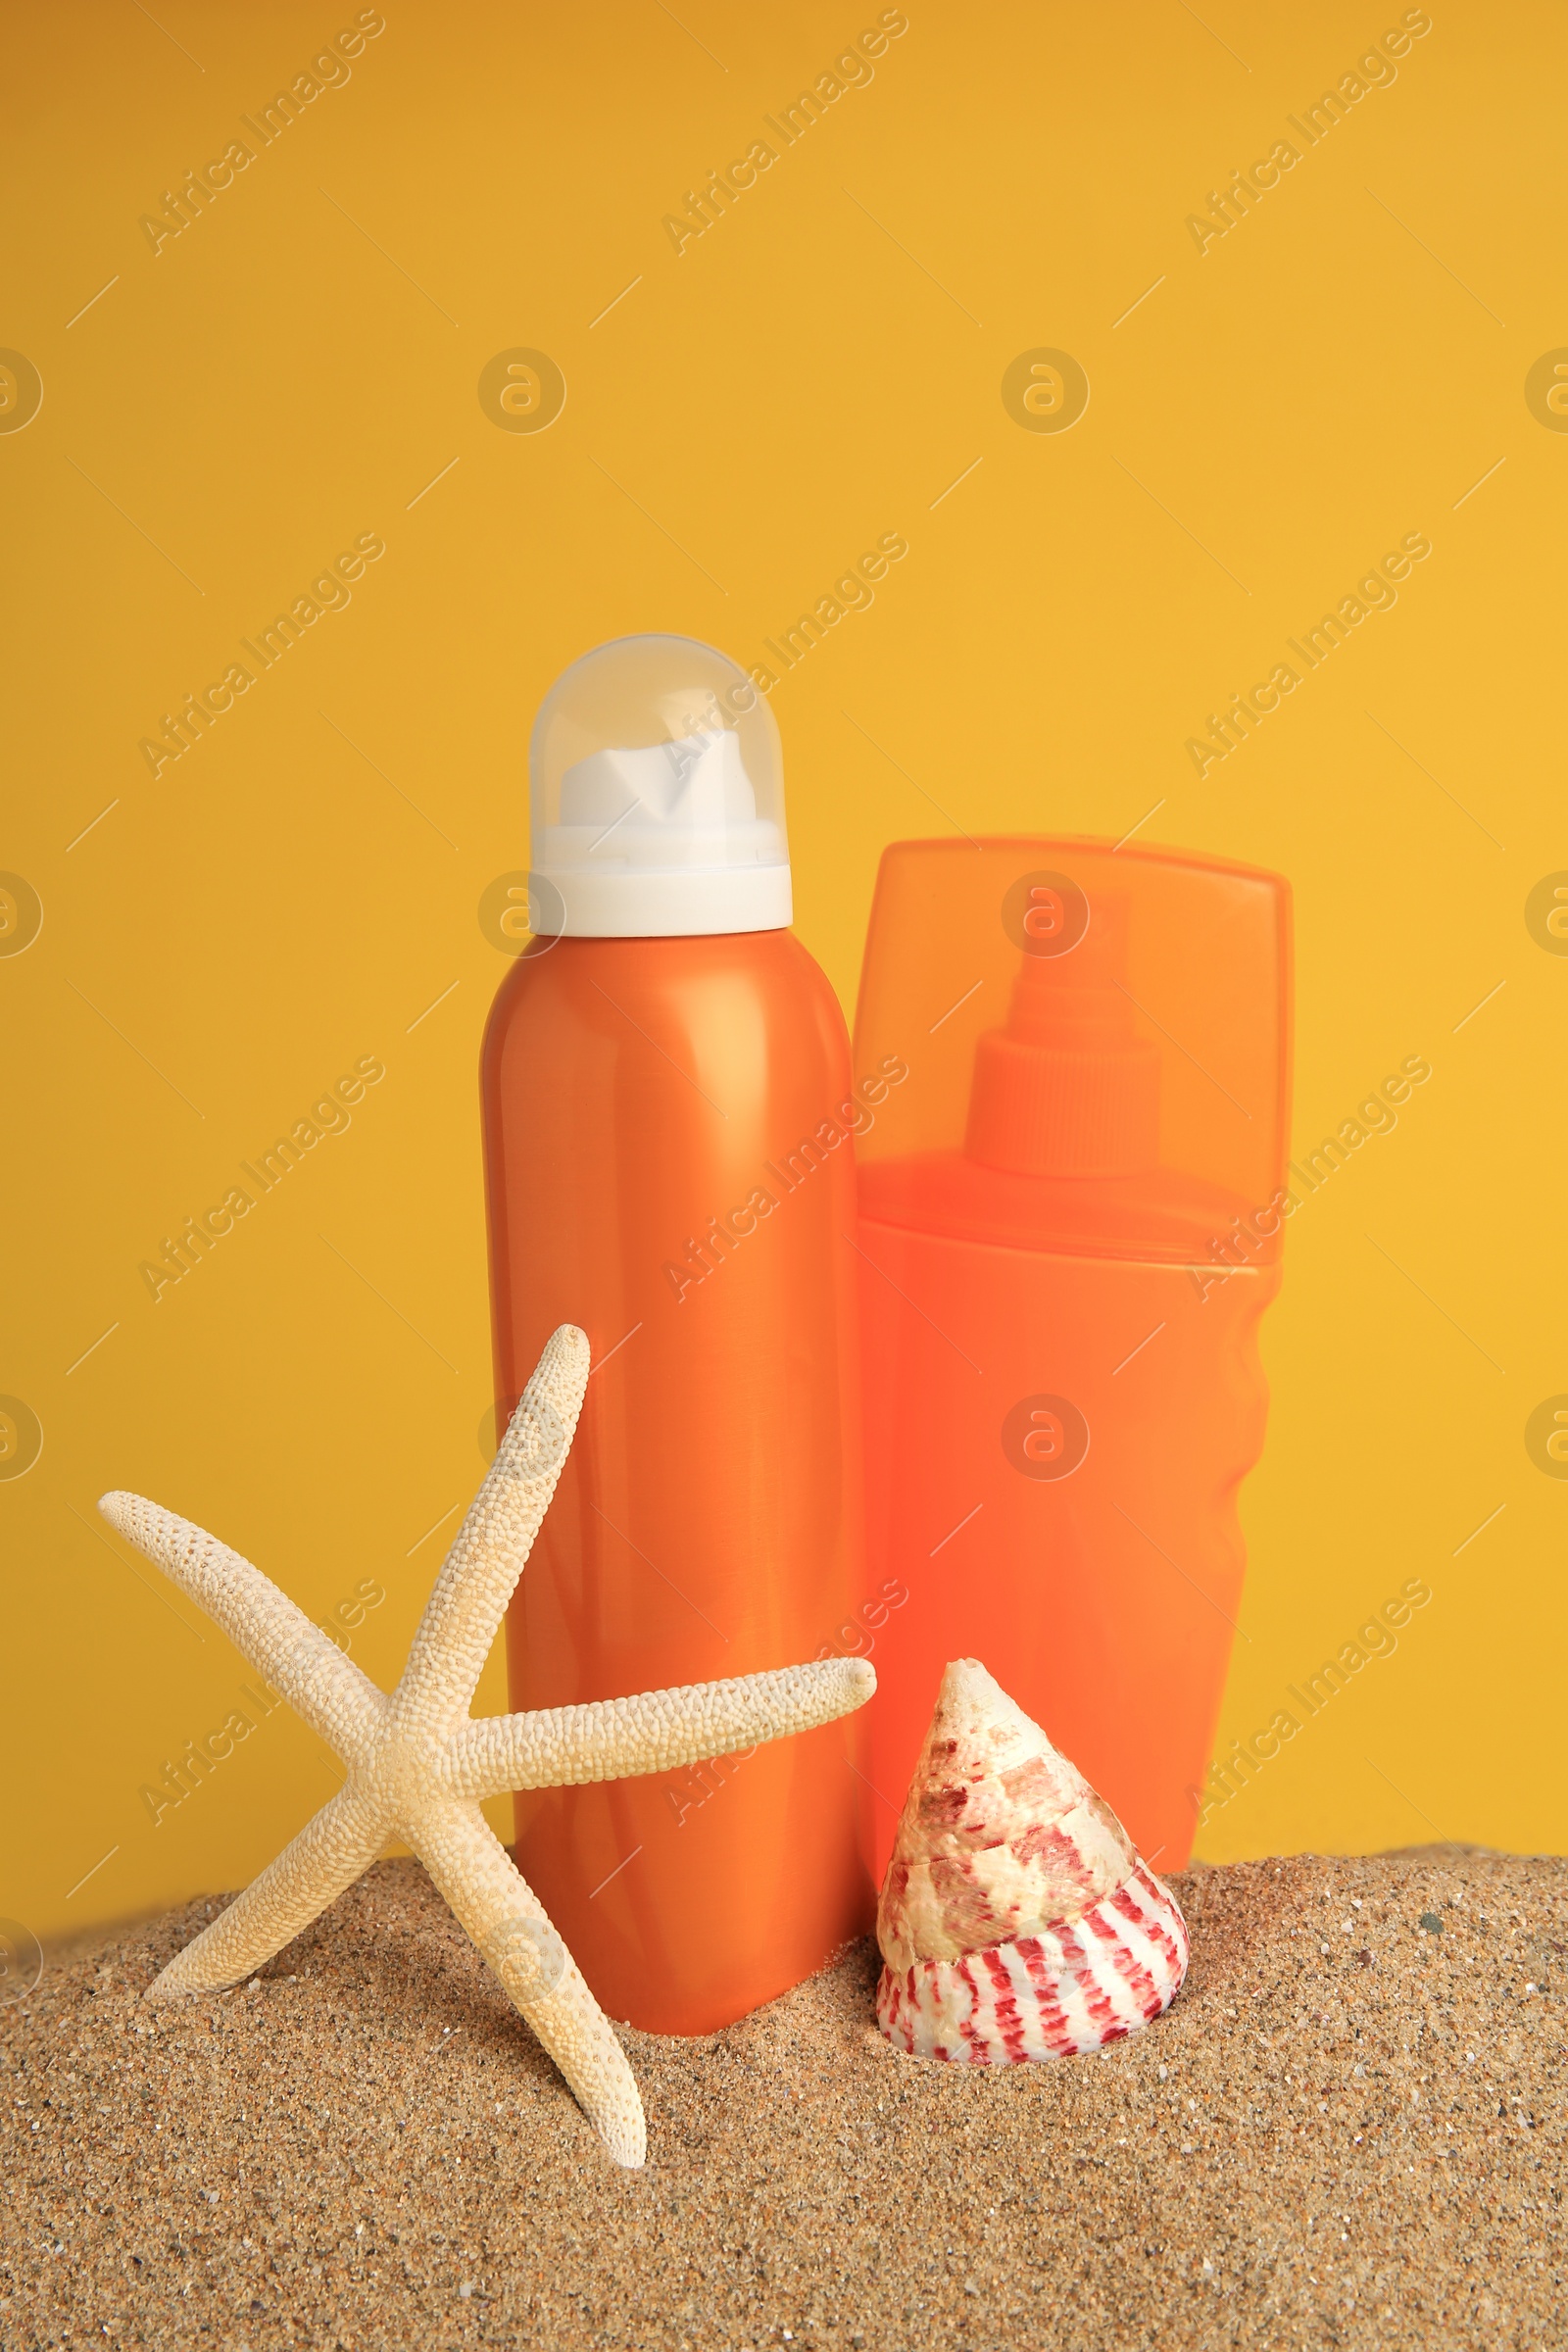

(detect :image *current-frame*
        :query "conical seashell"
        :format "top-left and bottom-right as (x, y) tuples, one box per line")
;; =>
(875, 1658), (1188, 2062)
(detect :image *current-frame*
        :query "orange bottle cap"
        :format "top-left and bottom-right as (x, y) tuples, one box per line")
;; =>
(853, 838), (1292, 1263)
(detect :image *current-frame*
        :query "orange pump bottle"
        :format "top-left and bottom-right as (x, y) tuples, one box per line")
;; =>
(852, 839), (1292, 1882)
(480, 635), (867, 2034)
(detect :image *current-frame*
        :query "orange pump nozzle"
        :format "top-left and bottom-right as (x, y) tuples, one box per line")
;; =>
(965, 890), (1160, 1179)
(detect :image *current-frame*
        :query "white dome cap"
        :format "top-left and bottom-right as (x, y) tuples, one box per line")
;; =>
(529, 634), (791, 938)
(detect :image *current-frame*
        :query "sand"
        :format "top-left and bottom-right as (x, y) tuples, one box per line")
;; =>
(3, 1851), (1562, 2349)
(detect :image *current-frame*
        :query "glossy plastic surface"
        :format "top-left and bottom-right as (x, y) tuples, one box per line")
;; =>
(481, 930), (869, 2034)
(857, 1224), (1280, 1878)
(528, 633), (790, 936)
(854, 837), (1292, 1260)
(853, 838), (1292, 1878)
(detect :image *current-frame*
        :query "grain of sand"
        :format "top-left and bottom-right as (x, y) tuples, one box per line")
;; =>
(3, 1853), (1562, 2348)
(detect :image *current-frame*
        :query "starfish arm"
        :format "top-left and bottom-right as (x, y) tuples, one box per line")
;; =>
(396, 1325), (590, 1738)
(147, 1783), (390, 1999)
(99, 1492), (387, 1766)
(100, 1492), (386, 1762)
(406, 1797), (645, 2169)
(443, 1655), (877, 1800)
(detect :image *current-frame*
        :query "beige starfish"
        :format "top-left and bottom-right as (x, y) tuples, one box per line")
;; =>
(99, 1323), (874, 2169)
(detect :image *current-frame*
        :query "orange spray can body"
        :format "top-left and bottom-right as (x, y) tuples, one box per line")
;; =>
(852, 839), (1292, 1882)
(479, 637), (868, 2034)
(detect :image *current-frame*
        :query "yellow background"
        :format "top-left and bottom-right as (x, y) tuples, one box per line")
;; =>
(5, 0), (1564, 1941)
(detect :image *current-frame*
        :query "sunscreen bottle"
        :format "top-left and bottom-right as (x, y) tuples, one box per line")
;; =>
(480, 635), (868, 2034)
(852, 838), (1292, 1880)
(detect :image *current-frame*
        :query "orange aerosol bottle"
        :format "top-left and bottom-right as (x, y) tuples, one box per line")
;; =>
(852, 839), (1292, 1883)
(480, 634), (869, 2034)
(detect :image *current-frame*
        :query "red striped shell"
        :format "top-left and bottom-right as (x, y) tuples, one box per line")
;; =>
(874, 1659), (1189, 2062)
